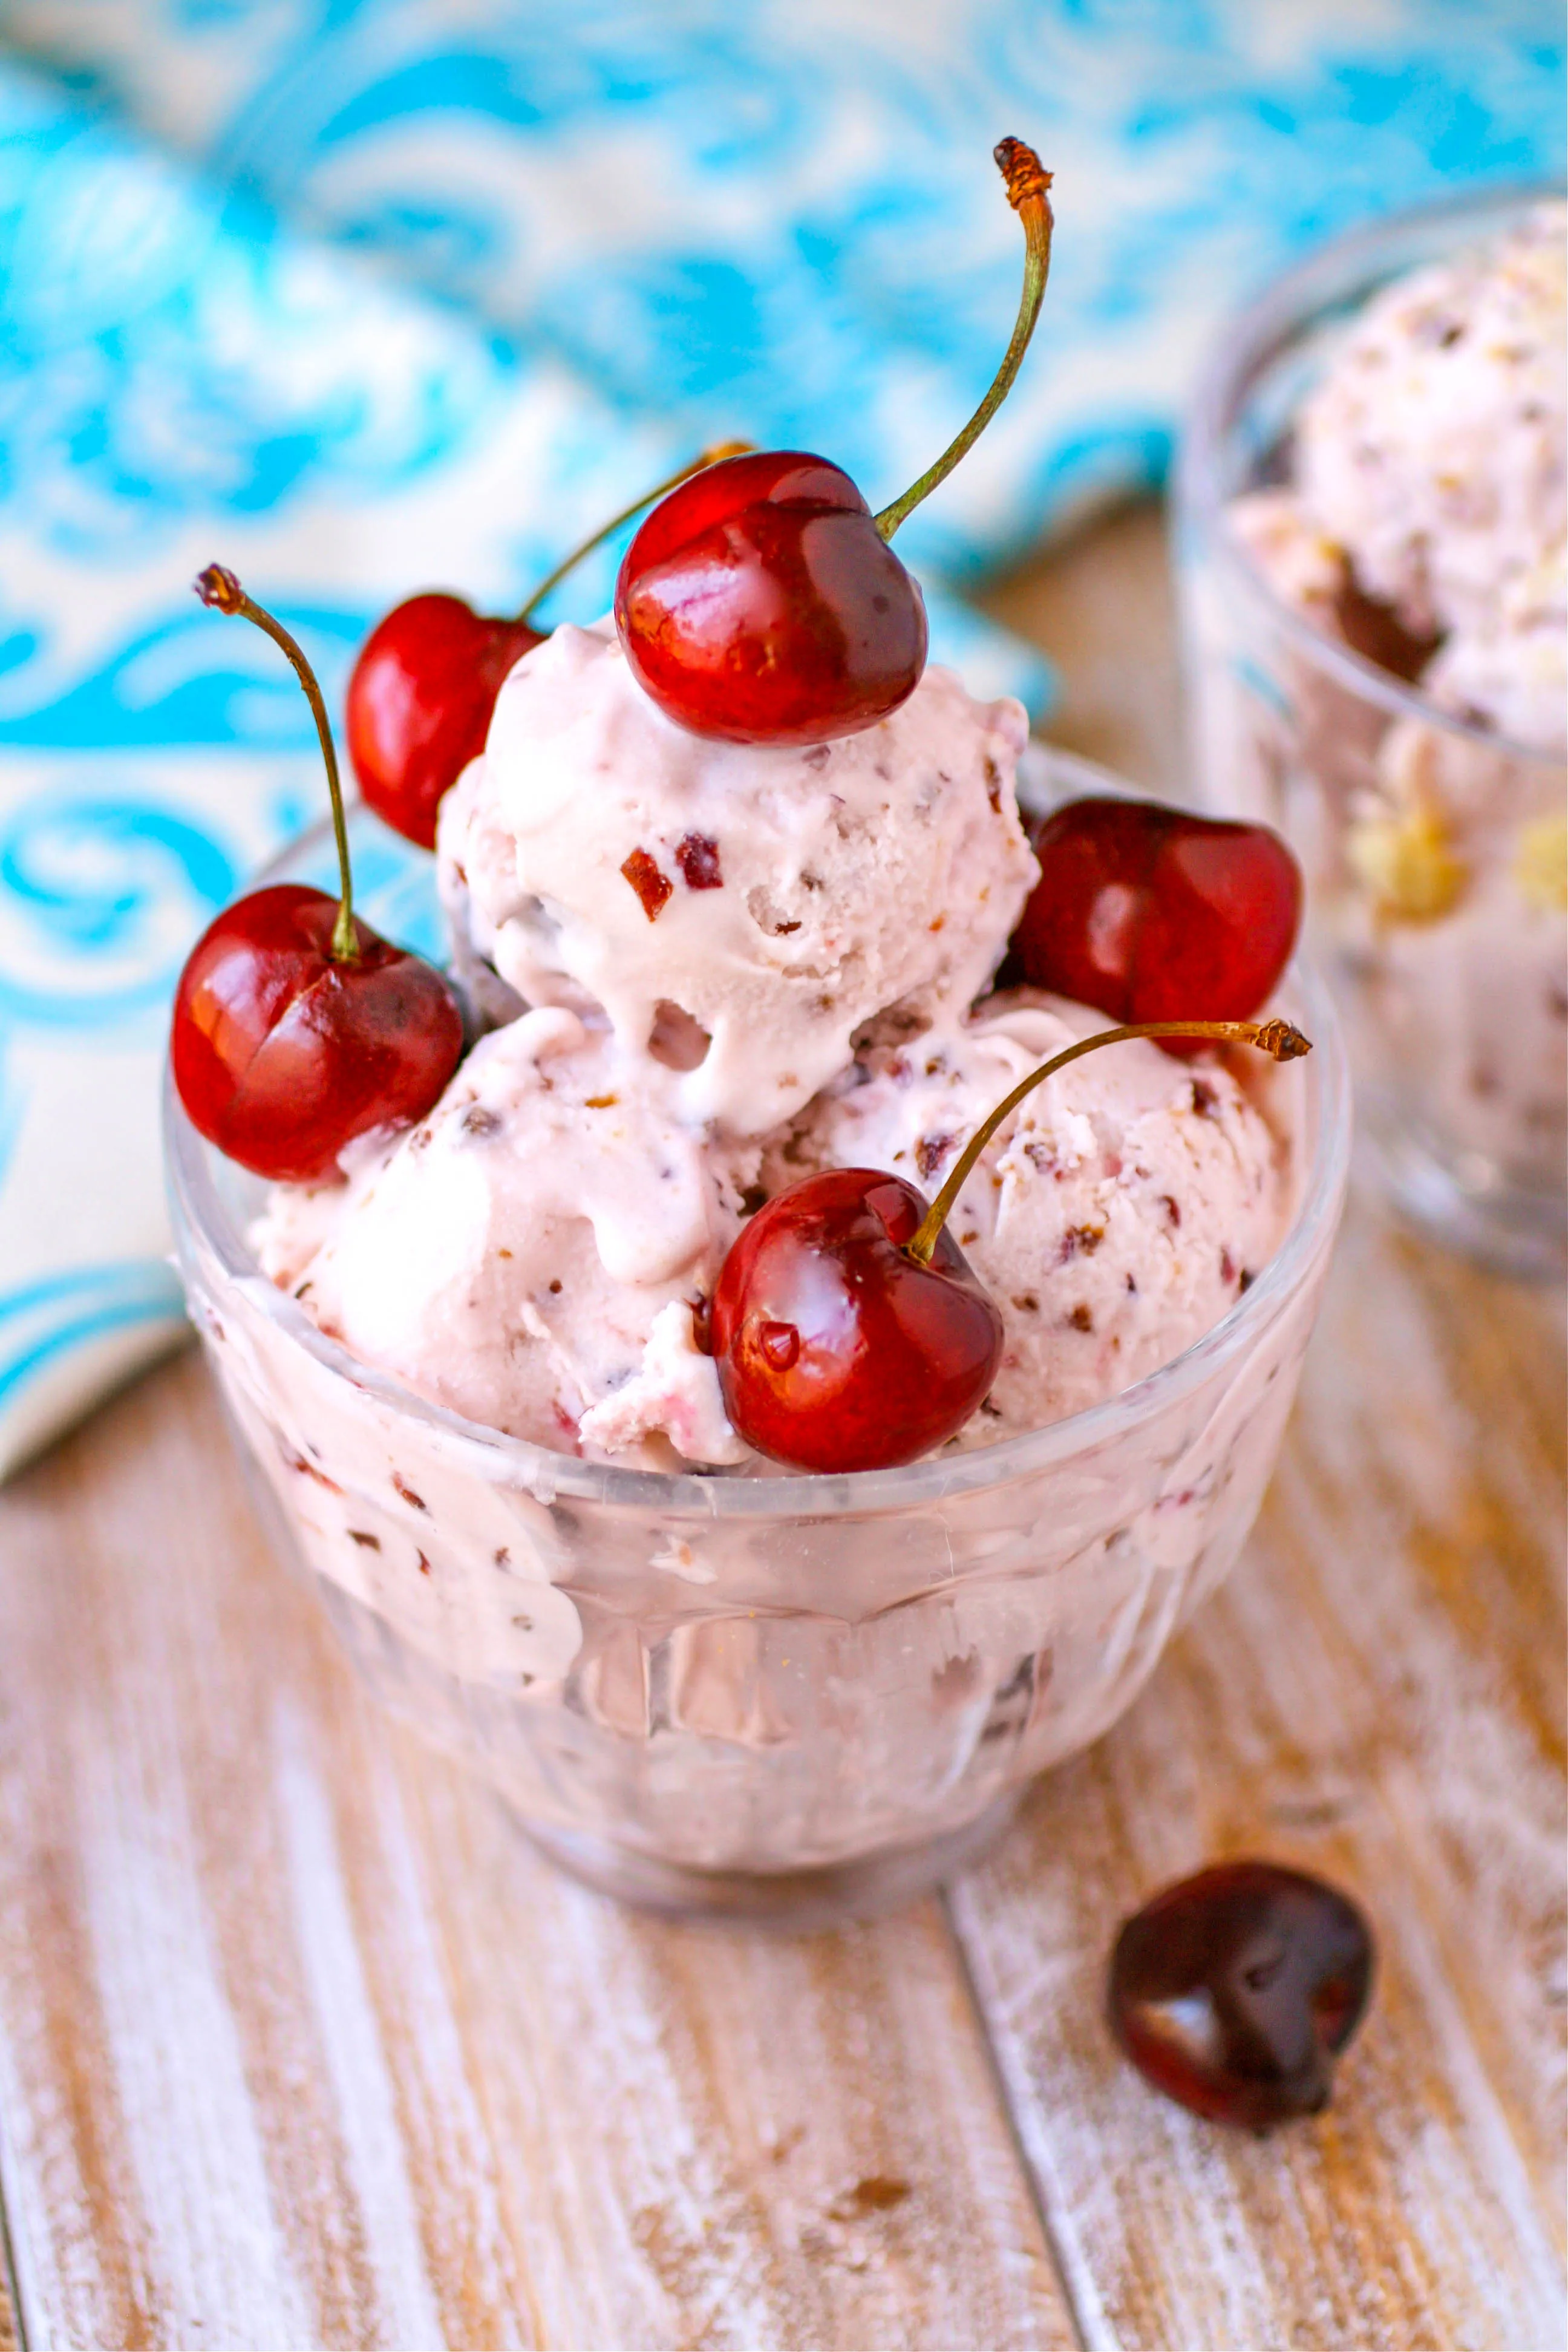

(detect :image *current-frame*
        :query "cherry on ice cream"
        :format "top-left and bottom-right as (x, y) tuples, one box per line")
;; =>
(616, 449), (927, 749)
(172, 566), (463, 1183)
(347, 596), (543, 851)
(713, 1016), (1311, 1471)
(615, 140), (1055, 746)
(1108, 1860), (1375, 2129)
(1011, 798), (1302, 1042)
(708, 1167), (1005, 1474)
(348, 444), (751, 847)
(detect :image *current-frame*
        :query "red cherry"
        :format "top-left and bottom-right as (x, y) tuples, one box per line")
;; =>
(347, 594), (541, 850)
(172, 566), (463, 1182)
(1011, 798), (1302, 1039)
(711, 1016), (1310, 1470)
(172, 883), (463, 1183)
(615, 451), (929, 746)
(615, 139), (1055, 748)
(1108, 1861), (1374, 2130)
(709, 1169), (1004, 1472)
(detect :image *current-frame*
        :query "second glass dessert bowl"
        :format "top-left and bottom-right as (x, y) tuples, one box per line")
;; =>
(166, 750), (1349, 1929)
(1177, 187), (1566, 1279)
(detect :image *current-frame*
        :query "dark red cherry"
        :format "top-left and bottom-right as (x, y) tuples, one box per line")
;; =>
(615, 450), (929, 747)
(347, 593), (541, 850)
(616, 139), (1056, 749)
(710, 1016), (1308, 1469)
(172, 882), (463, 1183)
(709, 1169), (1004, 1472)
(173, 566), (463, 1181)
(1108, 1861), (1375, 2131)
(1011, 798), (1302, 1039)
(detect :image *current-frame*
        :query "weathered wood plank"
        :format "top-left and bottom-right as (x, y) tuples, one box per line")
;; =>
(949, 1197), (1567, 2352)
(0, 1351), (1071, 2351)
(0, 2239), (16, 2351)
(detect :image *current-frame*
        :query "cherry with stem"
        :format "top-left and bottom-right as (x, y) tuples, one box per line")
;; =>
(172, 566), (464, 1183)
(616, 137), (1054, 747)
(711, 1016), (1310, 1472)
(348, 440), (753, 848)
(1009, 796), (1304, 1054)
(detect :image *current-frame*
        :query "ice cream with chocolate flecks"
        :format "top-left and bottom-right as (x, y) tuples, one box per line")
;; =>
(763, 992), (1291, 1443)
(255, 1005), (753, 1466)
(1215, 203), (1566, 1215)
(437, 618), (1037, 1134)
(253, 613), (1301, 1468)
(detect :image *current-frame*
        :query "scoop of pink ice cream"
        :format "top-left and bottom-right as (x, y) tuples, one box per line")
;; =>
(253, 1006), (753, 1466)
(437, 619), (1036, 1135)
(1295, 203), (1566, 649)
(766, 994), (1293, 1443)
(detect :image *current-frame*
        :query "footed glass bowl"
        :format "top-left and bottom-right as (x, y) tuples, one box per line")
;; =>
(165, 748), (1350, 1927)
(1177, 186), (1566, 1279)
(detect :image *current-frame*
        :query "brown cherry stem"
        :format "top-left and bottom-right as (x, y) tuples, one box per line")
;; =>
(195, 563), (359, 964)
(874, 137), (1054, 543)
(906, 1017), (1312, 1265)
(516, 440), (756, 622)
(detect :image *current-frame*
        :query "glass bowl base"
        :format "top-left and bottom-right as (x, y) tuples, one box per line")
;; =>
(1357, 1104), (1567, 1281)
(521, 1791), (1022, 1932)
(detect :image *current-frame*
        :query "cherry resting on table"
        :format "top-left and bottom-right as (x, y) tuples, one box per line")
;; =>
(1109, 1860), (1376, 2129)
(711, 1017), (1312, 1472)
(172, 566), (463, 1183)
(616, 139), (1054, 746)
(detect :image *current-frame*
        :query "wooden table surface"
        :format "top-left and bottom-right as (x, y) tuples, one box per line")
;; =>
(0, 511), (1562, 2352)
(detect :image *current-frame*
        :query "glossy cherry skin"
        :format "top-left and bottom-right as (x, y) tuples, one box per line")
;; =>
(1109, 1861), (1375, 2131)
(1012, 798), (1302, 1042)
(710, 1168), (1003, 1472)
(171, 883), (464, 1183)
(615, 450), (928, 746)
(347, 592), (542, 849)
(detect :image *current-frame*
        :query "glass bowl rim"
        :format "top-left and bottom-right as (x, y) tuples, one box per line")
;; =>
(164, 745), (1351, 1517)
(1177, 178), (1567, 772)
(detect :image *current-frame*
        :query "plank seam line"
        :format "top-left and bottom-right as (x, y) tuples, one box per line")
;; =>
(0, 2065), (35, 2352)
(941, 1884), (1093, 2352)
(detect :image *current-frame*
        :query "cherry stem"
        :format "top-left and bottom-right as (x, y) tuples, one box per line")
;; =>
(194, 564), (359, 963)
(874, 137), (1054, 543)
(906, 1017), (1312, 1264)
(516, 440), (756, 622)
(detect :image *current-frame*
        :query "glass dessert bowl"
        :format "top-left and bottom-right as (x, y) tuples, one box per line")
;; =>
(1177, 187), (1566, 1279)
(166, 750), (1349, 1929)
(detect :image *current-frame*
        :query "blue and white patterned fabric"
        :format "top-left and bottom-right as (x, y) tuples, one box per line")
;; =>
(0, 4), (1562, 1475)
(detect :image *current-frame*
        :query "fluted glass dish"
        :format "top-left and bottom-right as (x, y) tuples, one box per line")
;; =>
(1177, 186), (1566, 1278)
(165, 748), (1350, 1927)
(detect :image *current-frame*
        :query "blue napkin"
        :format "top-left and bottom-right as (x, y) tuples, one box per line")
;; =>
(0, 3), (1561, 1474)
